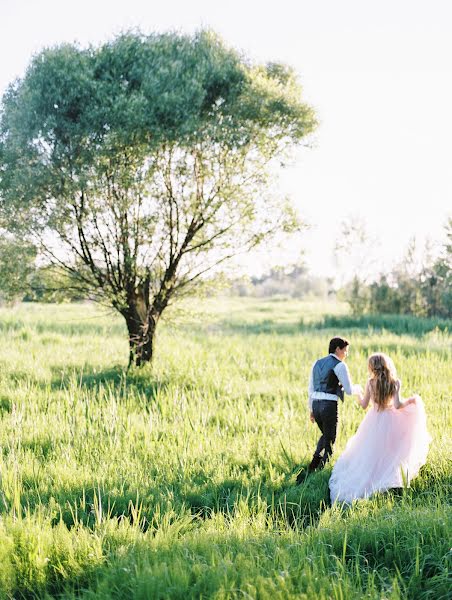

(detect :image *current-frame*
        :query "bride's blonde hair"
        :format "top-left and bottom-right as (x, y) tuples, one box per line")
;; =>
(368, 353), (398, 409)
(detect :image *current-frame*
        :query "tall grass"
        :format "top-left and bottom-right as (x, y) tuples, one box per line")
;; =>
(0, 298), (450, 598)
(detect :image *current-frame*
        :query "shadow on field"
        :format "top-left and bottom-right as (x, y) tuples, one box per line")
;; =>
(213, 313), (451, 337)
(4, 479), (449, 600)
(48, 364), (168, 400)
(4, 362), (168, 402)
(181, 469), (330, 528)
(0, 315), (126, 337)
(13, 461), (331, 534)
(6, 458), (447, 548)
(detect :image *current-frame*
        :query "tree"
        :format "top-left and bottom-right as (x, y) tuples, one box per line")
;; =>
(0, 31), (316, 365)
(420, 217), (452, 317)
(353, 219), (452, 318)
(333, 216), (377, 314)
(0, 235), (36, 303)
(333, 216), (378, 280)
(23, 266), (86, 303)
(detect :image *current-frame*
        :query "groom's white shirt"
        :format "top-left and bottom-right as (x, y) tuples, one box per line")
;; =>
(308, 353), (360, 410)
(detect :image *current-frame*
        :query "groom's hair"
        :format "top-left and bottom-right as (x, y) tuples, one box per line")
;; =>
(328, 336), (349, 354)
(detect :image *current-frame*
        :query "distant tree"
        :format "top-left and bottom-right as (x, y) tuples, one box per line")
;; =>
(358, 219), (452, 318)
(0, 31), (316, 365)
(420, 217), (452, 317)
(368, 275), (395, 313)
(0, 235), (36, 303)
(233, 257), (331, 299)
(345, 275), (370, 316)
(333, 216), (377, 313)
(334, 216), (379, 285)
(23, 266), (86, 303)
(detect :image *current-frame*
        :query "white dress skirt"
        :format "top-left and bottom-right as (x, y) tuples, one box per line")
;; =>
(329, 395), (431, 503)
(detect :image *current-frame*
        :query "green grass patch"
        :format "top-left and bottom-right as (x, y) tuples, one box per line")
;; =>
(0, 298), (449, 598)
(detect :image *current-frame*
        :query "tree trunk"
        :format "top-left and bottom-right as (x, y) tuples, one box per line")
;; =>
(124, 307), (158, 367)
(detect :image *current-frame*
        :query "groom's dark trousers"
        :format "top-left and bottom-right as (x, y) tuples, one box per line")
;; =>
(311, 400), (338, 469)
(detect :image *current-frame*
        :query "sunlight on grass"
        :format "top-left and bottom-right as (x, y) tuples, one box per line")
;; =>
(0, 299), (450, 598)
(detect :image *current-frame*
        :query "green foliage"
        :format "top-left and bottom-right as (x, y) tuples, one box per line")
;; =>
(341, 219), (452, 318)
(0, 235), (36, 302)
(23, 266), (86, 303)
(230, 262), (334, 299)
(0, 298), (449, 598)
(0, 29), (316, 302)
(345, 276), (371, 316)
(0, 29), (317, 363)
(317, 312), (451, 336)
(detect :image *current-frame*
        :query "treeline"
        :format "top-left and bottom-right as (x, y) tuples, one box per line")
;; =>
(1, 221), (451, 320)
(230, 264), (334, 300)
(0, 238), (83, 304)
(342, 219), (452, 318)
(228, 218), (452, 320)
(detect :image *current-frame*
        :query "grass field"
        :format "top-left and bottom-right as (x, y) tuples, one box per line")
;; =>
(0, 298), (450, 599)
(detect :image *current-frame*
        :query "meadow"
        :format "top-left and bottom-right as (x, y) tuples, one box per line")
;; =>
(0, 297), (450, 599)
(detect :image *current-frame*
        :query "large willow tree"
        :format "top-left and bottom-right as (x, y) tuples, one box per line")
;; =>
(0, 31), (316, 365)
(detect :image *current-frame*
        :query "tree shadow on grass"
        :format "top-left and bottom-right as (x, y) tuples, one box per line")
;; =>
(47, 362), (232, 405)
(4, 363), (173, 406)
(0, 316), (127, 338)
(47, 364), (169, 401)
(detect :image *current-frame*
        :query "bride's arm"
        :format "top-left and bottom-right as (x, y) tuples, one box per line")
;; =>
(358, 380), (371, 409)
(393, 379), (416, 409)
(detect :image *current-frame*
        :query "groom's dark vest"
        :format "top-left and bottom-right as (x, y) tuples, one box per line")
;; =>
(312, 355), (344, 401)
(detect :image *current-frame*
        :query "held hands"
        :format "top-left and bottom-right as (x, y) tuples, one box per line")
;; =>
(354, 383), (364, 405)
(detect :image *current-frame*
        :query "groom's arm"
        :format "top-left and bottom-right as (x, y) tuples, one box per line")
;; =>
(334, 362), (362, 396)
(307, 365), (315, 422)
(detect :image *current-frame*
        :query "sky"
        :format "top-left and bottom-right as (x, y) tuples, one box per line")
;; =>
(1, 0), (451, 279)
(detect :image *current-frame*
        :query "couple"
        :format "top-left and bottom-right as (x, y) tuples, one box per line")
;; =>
(297, 336), (431, 503)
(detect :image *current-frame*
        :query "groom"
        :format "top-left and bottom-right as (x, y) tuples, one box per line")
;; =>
(297, 336), (362, 482)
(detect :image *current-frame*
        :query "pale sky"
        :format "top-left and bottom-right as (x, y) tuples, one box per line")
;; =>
(1, 0), (451, 278)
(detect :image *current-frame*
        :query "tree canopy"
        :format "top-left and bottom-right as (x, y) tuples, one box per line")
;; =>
(0, 30), (317, 364)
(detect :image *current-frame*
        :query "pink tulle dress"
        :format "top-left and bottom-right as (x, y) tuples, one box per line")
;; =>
(329, 395), (431, 503)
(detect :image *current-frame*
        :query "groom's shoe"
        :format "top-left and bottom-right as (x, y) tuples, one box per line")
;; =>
(296, 468), (308, 484)
(308, 454), (322, 472)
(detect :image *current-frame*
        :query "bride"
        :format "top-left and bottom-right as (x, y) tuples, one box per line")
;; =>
(329, 352), (431, 503)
